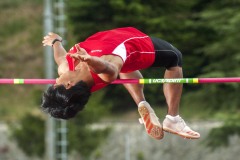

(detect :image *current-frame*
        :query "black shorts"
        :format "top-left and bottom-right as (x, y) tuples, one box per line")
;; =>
(150, 37), (182, 69)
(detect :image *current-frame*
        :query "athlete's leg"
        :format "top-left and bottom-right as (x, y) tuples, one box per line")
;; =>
(150, 37), (200, 139)
(120, 71), (164, 140)
(162, 66), (200, 139)
(119, 70), (145, 105)
(163, 66), (183, 116)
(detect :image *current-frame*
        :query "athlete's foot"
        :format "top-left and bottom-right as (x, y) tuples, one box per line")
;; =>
(138, 101), (164, 140)
(163, 115), (200, 139)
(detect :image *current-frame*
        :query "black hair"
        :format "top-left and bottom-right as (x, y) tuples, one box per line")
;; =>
(41, 81), (91, 120)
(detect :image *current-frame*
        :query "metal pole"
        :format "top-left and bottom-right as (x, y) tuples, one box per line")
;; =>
(44, 0), (56, 159)
(54, 0), (67, 159)
(125, 133), (130, 160)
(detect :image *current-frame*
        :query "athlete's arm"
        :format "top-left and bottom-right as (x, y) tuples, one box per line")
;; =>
(68, 45), (123, 83)
(42, 32), (67, 66)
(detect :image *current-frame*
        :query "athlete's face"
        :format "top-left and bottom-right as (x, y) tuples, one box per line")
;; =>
(55, 71), (76, 89)
(55, 60), (92, 89)
(56, 61), (78, 89)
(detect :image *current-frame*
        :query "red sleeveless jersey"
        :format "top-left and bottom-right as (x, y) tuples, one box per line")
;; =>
(66, 27), (155, 92)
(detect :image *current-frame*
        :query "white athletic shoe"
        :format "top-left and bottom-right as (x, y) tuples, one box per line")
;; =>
(163, 115), (200, 139)
(138, 101), (164, 140)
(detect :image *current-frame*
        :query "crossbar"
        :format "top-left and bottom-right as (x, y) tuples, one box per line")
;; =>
(0, 77), (240, 84)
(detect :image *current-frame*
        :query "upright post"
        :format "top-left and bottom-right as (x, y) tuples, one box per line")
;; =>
(125, 133), (130, 160)
(43, 0), (56, 159)
(54, 0), (68, 159)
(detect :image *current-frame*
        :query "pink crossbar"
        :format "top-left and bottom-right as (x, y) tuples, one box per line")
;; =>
(198, 77), (240, 83)
(0, 77), (240, 84)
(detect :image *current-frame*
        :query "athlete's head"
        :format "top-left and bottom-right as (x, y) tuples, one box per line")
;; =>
(41, 81), (91, 119)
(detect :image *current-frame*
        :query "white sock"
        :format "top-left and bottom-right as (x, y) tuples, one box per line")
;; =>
(166, 115), (180, 122)
(138, 101), (147, 106)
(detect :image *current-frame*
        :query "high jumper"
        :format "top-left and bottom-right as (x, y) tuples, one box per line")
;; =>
(41, 27), (200, 140)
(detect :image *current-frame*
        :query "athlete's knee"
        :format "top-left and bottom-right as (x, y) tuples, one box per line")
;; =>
(165, 66), (183, 78)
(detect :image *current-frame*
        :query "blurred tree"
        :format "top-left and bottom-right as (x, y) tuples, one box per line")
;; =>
(11, 114), (45, 157)
(206, 114), (240, 150)
(182, 0), (240, 111)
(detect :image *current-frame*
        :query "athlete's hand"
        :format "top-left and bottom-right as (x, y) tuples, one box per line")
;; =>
(42, 32), (62, 46)
(68, 44), (92, 62)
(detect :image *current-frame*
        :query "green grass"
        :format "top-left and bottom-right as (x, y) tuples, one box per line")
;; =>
(0, 19), (27, 38)
(0, 0), (21, 9)
(0, 0), (54, 123)
(0, 85), (45, 122)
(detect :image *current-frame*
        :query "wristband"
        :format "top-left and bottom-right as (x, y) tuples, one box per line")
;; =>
(52, 39), (62, 46)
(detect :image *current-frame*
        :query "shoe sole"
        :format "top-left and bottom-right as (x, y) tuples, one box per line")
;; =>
(163, 127), (200, 139)
(138, 105), (164, 140)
